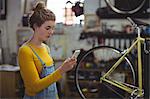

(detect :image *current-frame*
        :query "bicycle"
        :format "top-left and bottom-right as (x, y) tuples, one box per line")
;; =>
(75, 0), (150, 98)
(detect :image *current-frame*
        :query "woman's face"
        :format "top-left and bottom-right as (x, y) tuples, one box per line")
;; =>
(35, 20), (55, 41)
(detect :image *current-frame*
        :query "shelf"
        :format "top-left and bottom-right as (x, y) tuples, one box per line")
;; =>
(79, 32), (150, 40)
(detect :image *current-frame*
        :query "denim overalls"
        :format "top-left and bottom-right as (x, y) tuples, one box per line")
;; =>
(23, 46), (58, 99)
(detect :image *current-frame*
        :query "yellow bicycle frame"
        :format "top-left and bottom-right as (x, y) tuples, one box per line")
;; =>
(100, 34), (145, 97)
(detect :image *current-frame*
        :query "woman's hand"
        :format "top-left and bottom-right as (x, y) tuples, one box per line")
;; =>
(58, 57), (77, 74)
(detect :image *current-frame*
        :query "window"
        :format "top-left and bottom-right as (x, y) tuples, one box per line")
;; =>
(47, 0), (84, 24)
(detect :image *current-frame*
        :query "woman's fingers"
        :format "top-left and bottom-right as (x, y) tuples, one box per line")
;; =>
(58, 57), (78, 74)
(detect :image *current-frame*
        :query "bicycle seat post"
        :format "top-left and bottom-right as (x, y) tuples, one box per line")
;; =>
(137, 26), (141, 37)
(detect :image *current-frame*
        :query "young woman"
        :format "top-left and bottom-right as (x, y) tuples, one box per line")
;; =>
(18, 2), (77, 99)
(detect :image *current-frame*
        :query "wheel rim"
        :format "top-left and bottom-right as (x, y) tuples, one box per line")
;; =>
(75, 46), (135, 99)
(105, 0), (146, 14)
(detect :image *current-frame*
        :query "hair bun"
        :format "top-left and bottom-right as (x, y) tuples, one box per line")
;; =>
(33, 1), (45, 11)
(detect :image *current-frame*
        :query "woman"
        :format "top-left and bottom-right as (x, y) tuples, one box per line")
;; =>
(18, 2), (77, 99)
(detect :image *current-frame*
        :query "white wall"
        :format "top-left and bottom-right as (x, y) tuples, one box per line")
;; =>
(0, 0), (25, 63)
(48, 24), (95, 60)
(65, 25), (93, 56)
(7, 0), (24, 53)
(84, 0), (100, 14)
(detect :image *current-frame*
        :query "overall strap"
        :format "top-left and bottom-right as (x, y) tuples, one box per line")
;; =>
(28, 46), (46, 67)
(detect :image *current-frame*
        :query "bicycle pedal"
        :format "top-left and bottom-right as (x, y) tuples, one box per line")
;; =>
(144, 39), (150, 54)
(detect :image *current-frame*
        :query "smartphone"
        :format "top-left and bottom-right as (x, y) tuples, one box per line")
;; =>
(71, 50), (80, 58)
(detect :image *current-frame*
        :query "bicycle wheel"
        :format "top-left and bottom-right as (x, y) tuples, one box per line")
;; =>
(105, 0), (146, 14)
(75, 46), (135, 99)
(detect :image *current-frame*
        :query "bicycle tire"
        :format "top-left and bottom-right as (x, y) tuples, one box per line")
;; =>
(75, 46), (135, 99)
(105, 0), (146, 14)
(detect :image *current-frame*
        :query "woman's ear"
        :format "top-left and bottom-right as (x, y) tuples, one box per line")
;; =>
(33, 23), (38, 30)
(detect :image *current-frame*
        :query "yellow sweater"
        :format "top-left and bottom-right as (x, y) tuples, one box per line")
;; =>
(18, 43), (62, 96)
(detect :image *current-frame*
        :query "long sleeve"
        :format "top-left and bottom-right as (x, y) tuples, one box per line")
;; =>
(18, 44), (62, 96)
